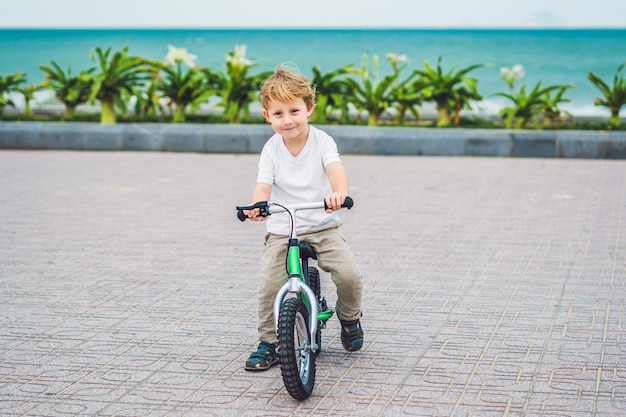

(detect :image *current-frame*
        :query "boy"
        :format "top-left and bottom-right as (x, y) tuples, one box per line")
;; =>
(243, 65), (364, 371)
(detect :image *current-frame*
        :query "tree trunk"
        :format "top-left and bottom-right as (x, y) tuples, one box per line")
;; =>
(173, 104), (186, 123)
(436, 106), (451, 127)
(453, 103), (462, 125)
(24, 100), (33, 117)
(65, 105), (76, 119)
(100, 100), (117, 124)
(367, 113), (378, 126)
(395, 106), (406, 125)
(225, 102), (240, 124)
(610, 112), (620, 127)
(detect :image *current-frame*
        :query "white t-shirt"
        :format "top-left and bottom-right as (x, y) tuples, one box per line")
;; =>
(257, 125), (342, 235)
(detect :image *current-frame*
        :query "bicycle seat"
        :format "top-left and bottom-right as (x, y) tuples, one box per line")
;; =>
(299, 241), (317, 260)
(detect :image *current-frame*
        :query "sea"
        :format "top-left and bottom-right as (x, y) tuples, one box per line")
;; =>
(1, 28), (625, 117)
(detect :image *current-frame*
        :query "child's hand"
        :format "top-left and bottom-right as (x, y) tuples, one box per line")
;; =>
(325, 193), (347, 213)
(244, 208), (267, 222)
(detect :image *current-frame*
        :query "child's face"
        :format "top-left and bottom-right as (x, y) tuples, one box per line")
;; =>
(262, 98), (313, 142)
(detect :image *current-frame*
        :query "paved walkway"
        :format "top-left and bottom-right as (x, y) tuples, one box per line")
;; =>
(1, 150), (625, 417)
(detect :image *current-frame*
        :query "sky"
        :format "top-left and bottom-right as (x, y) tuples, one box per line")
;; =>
(1, 0), (625, 28)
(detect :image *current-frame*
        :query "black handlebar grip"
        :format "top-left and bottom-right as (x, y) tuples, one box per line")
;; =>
(237, 210), (247, 222)
(324, 196), (354, 211)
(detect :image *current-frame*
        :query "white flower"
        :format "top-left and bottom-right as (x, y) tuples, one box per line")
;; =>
(165, 44), (197, 68)
(500, 64), (525, 88)
(386, 53), (408, 65)
(226, 44), (254, 68)
(512, 64), (525, 80)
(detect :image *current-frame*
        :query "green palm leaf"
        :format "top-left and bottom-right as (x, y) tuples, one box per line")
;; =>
(90, 46), (151, 124)
(588, 62), (626, 126)
(414, 57), (483, 126)
(40, 61), (95, 118)
(0, 72), (26, 116)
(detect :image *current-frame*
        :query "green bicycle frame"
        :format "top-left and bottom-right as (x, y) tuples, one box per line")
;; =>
(286, 240), (302, 278)
(286, 239), (333, 322)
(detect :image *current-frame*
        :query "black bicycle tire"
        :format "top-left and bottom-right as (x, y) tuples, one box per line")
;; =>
(307, 266), (322, 355)
(278, 298), (316, 400)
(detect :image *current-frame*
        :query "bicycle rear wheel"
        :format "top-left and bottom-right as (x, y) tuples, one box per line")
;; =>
(278, 298), (316, 400)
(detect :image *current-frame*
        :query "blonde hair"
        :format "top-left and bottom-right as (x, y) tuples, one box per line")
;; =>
(259, 65), (316, 111)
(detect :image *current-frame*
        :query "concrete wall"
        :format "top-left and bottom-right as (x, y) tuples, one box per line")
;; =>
(1, 122), (625, 158)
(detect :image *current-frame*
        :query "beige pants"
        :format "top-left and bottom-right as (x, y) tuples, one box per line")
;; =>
(257, 221), (363, 344)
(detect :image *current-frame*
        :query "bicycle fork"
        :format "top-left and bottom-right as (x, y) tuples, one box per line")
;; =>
(274, 277), (320, 353)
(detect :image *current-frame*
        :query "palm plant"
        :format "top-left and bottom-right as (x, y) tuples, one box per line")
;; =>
(90, 46), (151, 124)
(0, 72), (26, 116)
(413, 57), (483, 127)
(149, 45), (214, 122)
(39, 61), (95, 118)
(494, 65), (571, 129)
(389, 75), (427, 125)
(494, 81), (564, 129)
(17, 83), (43, 117)
(310, 64), (354, 124)
(541, 85), (575, 126)
(204, 45), (272, 124)
(450, 77), (482, 125)
(588, 62), (626, 127)
(133, 75), (166, 119)
(344, 53), (407, 126)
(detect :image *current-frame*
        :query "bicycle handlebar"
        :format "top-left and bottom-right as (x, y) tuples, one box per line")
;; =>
(236, 196), (353, 222)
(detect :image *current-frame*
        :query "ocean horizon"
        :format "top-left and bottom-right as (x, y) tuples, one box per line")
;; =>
(1, 28), (625, 117)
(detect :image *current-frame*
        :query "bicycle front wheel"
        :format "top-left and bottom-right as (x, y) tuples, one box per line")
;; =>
(278, 298), (316, 400)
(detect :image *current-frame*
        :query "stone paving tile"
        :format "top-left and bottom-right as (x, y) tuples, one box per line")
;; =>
(0, 150), (625, 416)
